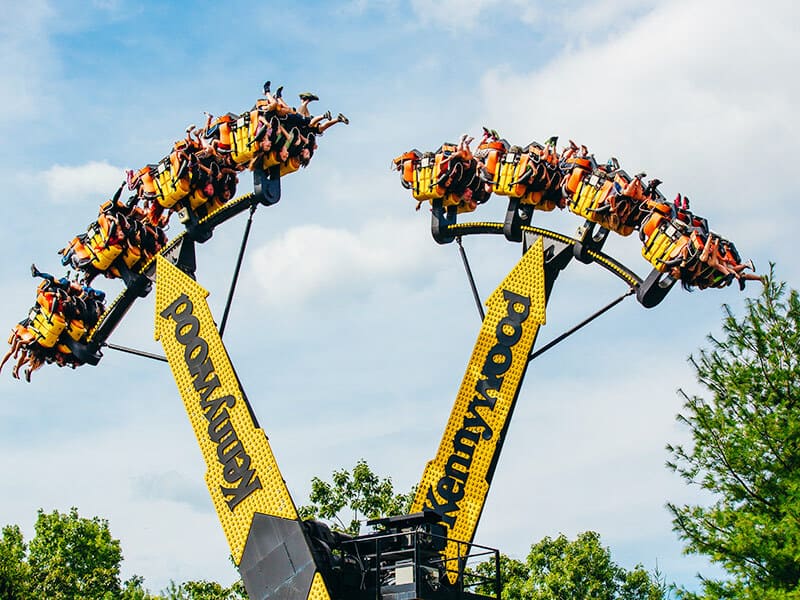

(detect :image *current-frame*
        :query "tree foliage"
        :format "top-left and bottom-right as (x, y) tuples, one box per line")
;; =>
(0, 507), (156, 600)
(27, 507), (124, 598)
(0, 524), (30, 599)
(474, 532), (667, 600)
(667, 270), (800, 599)
(161, 578), (246, 599)
(298, 459), (415, 535)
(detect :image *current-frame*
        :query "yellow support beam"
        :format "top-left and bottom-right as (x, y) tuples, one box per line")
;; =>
(412, 238), (547, 581)
(154, 256), (298, 564)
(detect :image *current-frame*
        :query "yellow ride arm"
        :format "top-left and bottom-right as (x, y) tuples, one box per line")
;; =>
(412, 238), (547, 582)
(154, 256), (331, 600)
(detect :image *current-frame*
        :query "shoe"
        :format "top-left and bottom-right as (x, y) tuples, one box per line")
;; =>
(337, 113), (349, 125)
(746, 259), (755, 271)
(263, 80), (271, 95)
(30, 263), (39, 277)
(299, 92), (319, 102)
(323, 110), (332, 120)
(275, 86), (283, 99)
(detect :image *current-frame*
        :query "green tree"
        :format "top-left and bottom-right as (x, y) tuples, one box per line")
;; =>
(667, 271), (800, 599)
(472, 554), (527, 600)
(161, 578), (246, 599)
(298, 459), (415, 535)
(0, 509), (159, 600)
(26, 507), (124, 599)
(474, 532), (666, 600)
(0, 524), (30, 599)
(122, 574), (162, 599)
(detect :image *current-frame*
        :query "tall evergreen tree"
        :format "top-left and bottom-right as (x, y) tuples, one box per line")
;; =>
(667, 270), (800, 599)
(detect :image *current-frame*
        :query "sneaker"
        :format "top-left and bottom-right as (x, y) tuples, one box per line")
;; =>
(263, 80), (271, 95)
(275, 86), (283, 99)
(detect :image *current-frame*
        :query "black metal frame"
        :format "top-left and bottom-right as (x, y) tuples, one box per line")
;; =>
(334, 512), (501, 600)
(431, 195), (673, 309)
(73, 166), (282, 365)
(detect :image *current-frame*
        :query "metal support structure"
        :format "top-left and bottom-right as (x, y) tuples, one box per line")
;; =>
(456, 237), (485, 321)
(104, 342), (168, 363)
(528, 288), (635, 362)
(220, 203), (258, 337)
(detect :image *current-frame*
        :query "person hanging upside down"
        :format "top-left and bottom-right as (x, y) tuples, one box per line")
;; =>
(699, 233), (764, 289)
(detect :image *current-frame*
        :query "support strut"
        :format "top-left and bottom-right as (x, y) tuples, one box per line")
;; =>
(105, 342), (167, 363)
(457, 236), (485, 321)
(219, 204), (258, 338)
(528, 288), (635, 362)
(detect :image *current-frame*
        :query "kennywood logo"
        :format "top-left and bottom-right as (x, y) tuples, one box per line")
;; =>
(160, 293), (262, 511)
(423, 289), (531, 527)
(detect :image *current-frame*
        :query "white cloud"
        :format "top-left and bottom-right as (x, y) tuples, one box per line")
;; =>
(474, 0), (799, 282)
(481, 0), (799, 198)
(250, 218), (443, 307)
(549, 0), (660, 38)
(409, 0), (540, 31)
(40, 161), (126, 205)
(131, 470), (211, 512)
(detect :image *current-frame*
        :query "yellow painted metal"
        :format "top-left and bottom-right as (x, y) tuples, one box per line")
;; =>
(154, 155), (190, 209)
(493, 153), (518, 196)
(642, 223), (682, 270)
(412, 238), (547, 582)
(307, 572), (333, 600)
(154, 256), (298, 564)
(231, 110), (260, 166)
(413, 157), (437, 201)
(28, 307), (66, 348)
(569, 175), (602, 220)
(86, 224), (123, 271)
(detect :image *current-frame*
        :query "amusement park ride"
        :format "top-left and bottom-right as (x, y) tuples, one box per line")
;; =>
(3, 90), (761, 600)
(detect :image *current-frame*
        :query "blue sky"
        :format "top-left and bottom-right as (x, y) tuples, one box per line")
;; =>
(1, 0), (798, 593)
